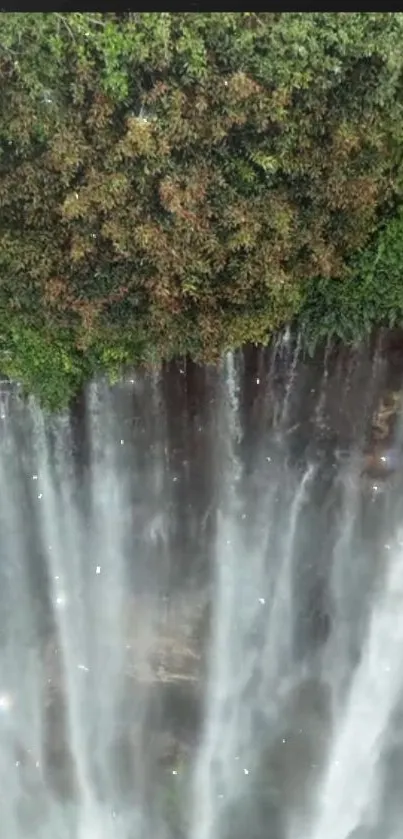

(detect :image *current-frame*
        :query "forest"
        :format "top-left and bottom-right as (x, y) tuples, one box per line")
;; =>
(2, 12), (403, 407)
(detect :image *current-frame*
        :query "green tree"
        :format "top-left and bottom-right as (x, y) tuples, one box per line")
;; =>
(1, 12), (403, 406)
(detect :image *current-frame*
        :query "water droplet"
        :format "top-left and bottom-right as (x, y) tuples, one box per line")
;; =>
(120, 439), (124, 446)
(282, 738), (286, 744)
(256, 378), (260, 384)
(15, 761), (20, 767)
(243, 768), (249, 775)
(96, 566), (101, 575)
(266, 456), (271, 462)
(380, 456), (387, 463)
(37, 493), (43, 500)
(35, 760), (40, 768)
(385, 544), (391, 550)
(258, 597), (265, 605)
(0, 693), (12, 712)
(77, 664), (89, 672)
(172, 770), (178, 775)
(32, 475), (38, 480)
(55, 594), (66, 608)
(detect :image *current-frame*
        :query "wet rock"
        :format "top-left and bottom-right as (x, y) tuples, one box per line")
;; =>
(371, 391), (402, 442)
(123, 593), (205, 686)
(361, 447), (403, 481)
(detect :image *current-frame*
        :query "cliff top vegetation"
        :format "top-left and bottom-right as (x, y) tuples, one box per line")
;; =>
(1, 12), (403, 407)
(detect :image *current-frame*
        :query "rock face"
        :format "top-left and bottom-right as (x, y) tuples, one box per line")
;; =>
(361, 447), (402, 481)
(41, 592), (209, 787)
(371, 391), (402, 443)
(123, 593), (206, 686)
(361, 385), (403, 493)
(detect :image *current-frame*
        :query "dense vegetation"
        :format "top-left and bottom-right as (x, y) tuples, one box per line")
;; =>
(2, 12), (403, 407)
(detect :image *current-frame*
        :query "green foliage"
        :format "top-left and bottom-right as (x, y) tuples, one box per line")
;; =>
(1, 12), (403, 407)
(299, 208), (403, 351)
(0, 315), (86, 410)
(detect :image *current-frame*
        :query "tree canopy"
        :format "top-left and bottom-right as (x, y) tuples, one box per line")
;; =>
(2, 12), (403, 407)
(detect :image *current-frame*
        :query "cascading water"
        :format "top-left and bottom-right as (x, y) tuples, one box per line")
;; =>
(0, 338), (403, 839)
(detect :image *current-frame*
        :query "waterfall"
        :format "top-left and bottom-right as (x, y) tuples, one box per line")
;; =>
(306, 531), (403, 839)
(0, 341), (402, 839)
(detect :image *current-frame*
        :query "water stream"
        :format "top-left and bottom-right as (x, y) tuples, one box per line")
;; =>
(0, 337), (403, 838)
